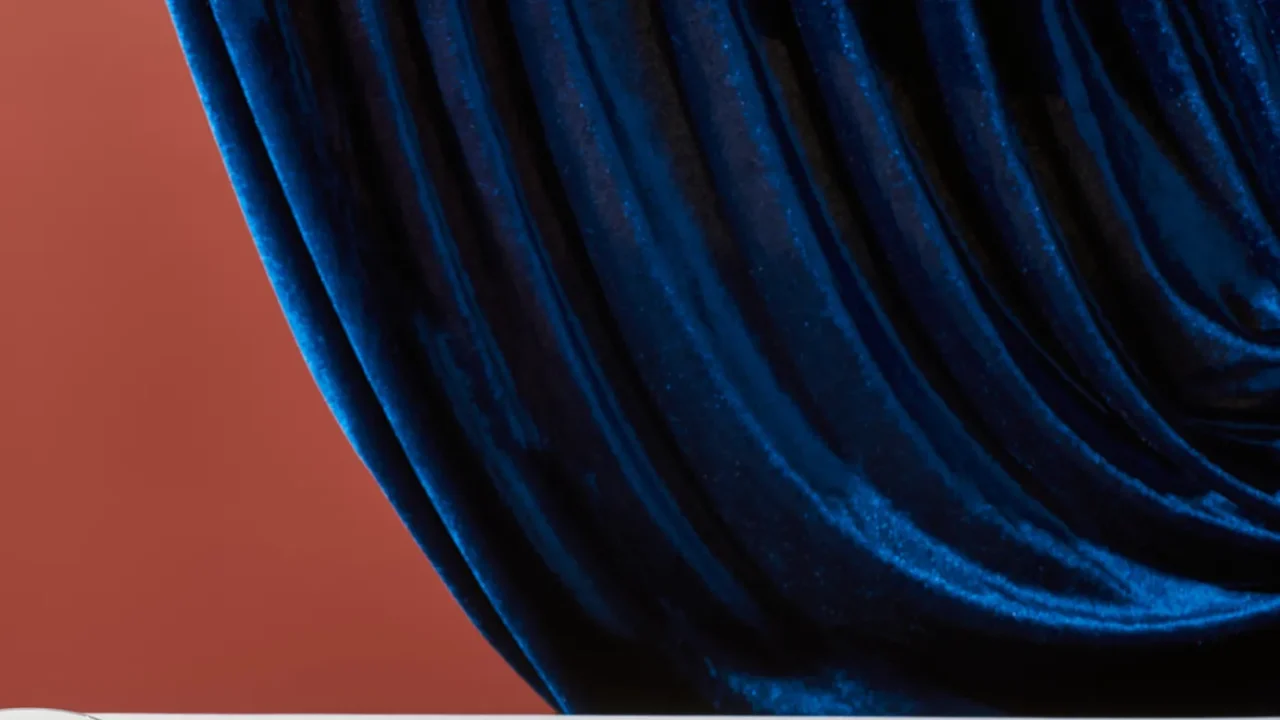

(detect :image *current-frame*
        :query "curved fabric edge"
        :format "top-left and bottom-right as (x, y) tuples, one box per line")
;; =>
(163, 0), (559, 709)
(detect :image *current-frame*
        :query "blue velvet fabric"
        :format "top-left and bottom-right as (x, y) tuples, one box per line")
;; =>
(168, 0), (1280, 714)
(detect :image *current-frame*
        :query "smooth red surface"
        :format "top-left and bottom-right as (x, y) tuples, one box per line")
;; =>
(0, 3), (548, 713)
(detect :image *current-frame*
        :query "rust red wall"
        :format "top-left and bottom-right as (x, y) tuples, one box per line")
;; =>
(0, 2), (548, 713)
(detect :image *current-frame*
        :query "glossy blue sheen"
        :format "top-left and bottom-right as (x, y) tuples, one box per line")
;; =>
(167, 0), (1280, 714)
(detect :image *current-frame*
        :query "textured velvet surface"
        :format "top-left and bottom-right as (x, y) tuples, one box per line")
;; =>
(168, 0), (1280, 714)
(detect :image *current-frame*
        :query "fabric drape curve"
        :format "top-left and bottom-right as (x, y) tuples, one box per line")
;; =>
(167, 0), (1280, 714)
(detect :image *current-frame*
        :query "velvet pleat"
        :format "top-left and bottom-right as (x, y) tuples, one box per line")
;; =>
(168, 0), (1280, 714)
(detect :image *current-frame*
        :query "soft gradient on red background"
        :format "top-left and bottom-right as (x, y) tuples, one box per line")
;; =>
(0, 2), (549, 713)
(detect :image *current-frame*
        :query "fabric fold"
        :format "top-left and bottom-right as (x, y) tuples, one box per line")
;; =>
(168, 0), (1280, 713)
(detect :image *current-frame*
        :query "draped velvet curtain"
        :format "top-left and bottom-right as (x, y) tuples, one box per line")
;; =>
(168, 0), (1280, 714)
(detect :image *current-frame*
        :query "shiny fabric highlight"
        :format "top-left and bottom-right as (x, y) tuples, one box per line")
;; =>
(168, 0), (1280, 714)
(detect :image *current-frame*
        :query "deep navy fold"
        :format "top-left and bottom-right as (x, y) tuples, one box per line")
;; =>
(168, 0), (1280, 714)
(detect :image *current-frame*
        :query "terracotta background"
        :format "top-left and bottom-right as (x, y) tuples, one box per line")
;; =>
(0, 2), (548, 713)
